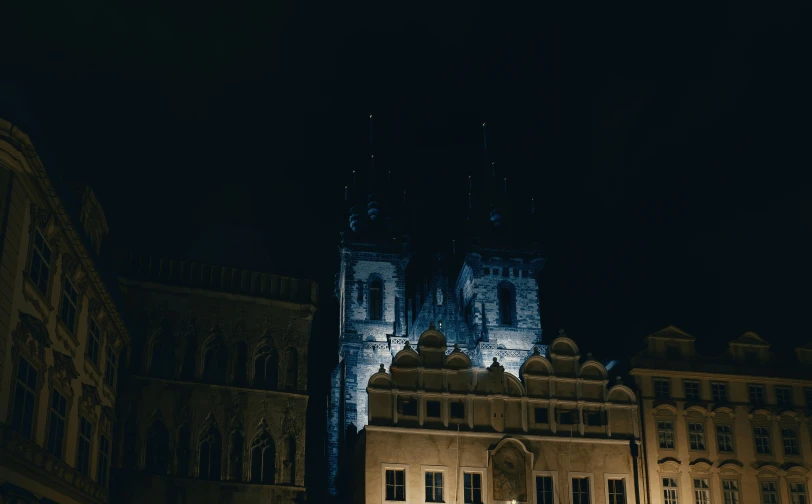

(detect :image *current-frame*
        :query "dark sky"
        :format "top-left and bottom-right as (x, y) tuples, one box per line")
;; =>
(5, 0), (811, 360)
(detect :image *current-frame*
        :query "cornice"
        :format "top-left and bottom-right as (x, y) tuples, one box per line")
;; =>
(365, 425), (638, 445)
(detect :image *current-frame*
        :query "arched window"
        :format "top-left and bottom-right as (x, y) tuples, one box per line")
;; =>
(144, 419), (169, 474)
(285, 436), (296, 484)
(202, 337), (227, 384)
(253, 346), (278, 390)
(233, 341), (248, 387)
(250, 431), (275, 484)
(176, 423), (191, 477)
(497, 282), (516, 326)
(228, 430), (244, 481)
(368, 277), (383, 321)
(150, 336), (175, 379)
(198, 422), (222, 480)
(285, 348), (298, 391)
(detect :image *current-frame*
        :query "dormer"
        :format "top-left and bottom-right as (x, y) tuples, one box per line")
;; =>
(728, 331), (770, 366)
(645, 325), (696, 360)
(793, 342), (812, 366)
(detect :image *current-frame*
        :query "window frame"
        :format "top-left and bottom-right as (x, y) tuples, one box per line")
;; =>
(421, 465), (448, 504)
(788, 481), (806, 504)
(46, 388), (69, 460)
(534, 470), (559, 504)
(780, 426), (800, 456)
(693, 477), (711, 504)
(27, 225), (54, 299)
(9, 354), (41, 440)
(711, 382), (728, 403)
(753, 425), (772, 455)
(774, 386), (792, 408)
(759, 479), (780, 504)
(58, 274), (80, 335)
(605, 474), (629, 504)
(460, 467), (487, 504)
(104, 345), (117, 389)
(688, 421), (707, 451)
(657, 419), (676, 449)
(86, 317), (102, 369)
(721, 479), (740, 504)
(653, 378), (671, 399)
(382, 463), (409, 503)
(97, 434), (111, 487)
(368, 275), (384, 322)
(663, 476), (681, 504)
(76, 415), (94, 476)
(748, 384), (766, 405)
(683, 380), (701, 401)
(569, 472), (594, 504)
(715, 423), (735, 454)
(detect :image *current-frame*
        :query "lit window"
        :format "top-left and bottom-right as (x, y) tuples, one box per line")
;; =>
(385, 469), (406, 501)
(76, 417), (92, 475)
(60, 276), (79, 333)
(722, 481), (739, 504)
(572, 477), (590, 504)
(754, 427), (771, 454)
(47, 390), (68, 459)
(688, 423), (706, 450)
(425, 471), (443, 503)
(29, 228), (52, 295)
(608, 479), (626, 504)
(781, 428), (799, 456)
(11, 357), (38, 439)
(716, 424), (734, 453)
(654, 379), (671, 399)
(658, 421), (675, 449)
(775, 387), (792, 407)
(684, 381), (700, 401)
(464, 473), (483, 504)
(711, 382), (728, 403)
(536, 475), (554, 504)
(749, 385), (765, 405)
(694, 479), (710, 504)
(663, 478), (679, 504)
(760, 482), (778, 504)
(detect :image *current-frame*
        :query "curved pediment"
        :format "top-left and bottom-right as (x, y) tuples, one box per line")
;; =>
(505, 374), (525, 397)
(718, 461), (743, 475)
(445, 347), (472, 369)
(418, 326), (447, 349)
(368, 365), (394, 389)
(658, 459), (681, 473)
(776, 410), (801, 422)
(689, 460), (713, 474)
(749, 409), (772, 422)
(710, 406), (735, 418)
(652, 403), (678, 415)
(549, 335), (580, 357)
(578, 361), (607, 379)
(521, 350), (553, 377)
(607, 384), (636, 404)
(684, 405), (710, 417)
(393, 345), (421, 368)
(756, 464), (782, 478)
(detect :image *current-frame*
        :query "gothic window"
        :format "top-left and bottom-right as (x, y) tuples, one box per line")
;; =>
(150, 334), (175, 380)
(198, 422), (222, 480)
(11, 356), (39, 439)
(233, 341), (248, 387)
(250, 430), (275, 484)
(59, 276), (79, 334)
(369, 277), (383, 321)
(497, 281), (516, 326)
(253, 346), (278, 390)
(176, 423), (191, 477)
(145, 419), (169, 474)
(202, 337), (228, 384)
(180, 333), (197, 380)
(285, 436), (296, 484)
(229, 430), (244, 481)
(285, 347), (298, 391)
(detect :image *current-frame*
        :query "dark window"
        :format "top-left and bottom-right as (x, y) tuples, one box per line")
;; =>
(253, 346), (278, 389)
(537, 475), (554, 504)
(658, 421), (675, 449)
(425, 471), (443, 502)
(398, 397), (417, 416)
(665, 344), (681, 360)
(711, 382), (728, 403)
(654, 379), (670, 399)
(97, 435), (110, 487)
(177, 423), (191, 477)
(11, 357), (38, 439)
(76, 417), (92, 475)
(285, 347), (298, 391)
(386, 469), (406, 501)
(483, 267), (490, 275)
(775, 387), (792, 407)
(609, 479), (626, 504)
(180, 333), (197, 380)
(47, 390), (68, 459)
(60, 276), (79, 333)
(513, 268), (519, 277)
(584, 410), (603, 426)
(145, 420), (169, 474)
(781, 428), (799, 456)
(150, 337), (174, 379)
(572, 477), (591, 504)
(688, 423), (705, 450)
(369, 278), (383, 320)
(749, 385), (765, 405)
(558, 409), (577, 425)
(497, 283), (514, 325)
(684, 380), (701, 401)
(744, 350), (760, 365)
(29, 228), (52, 295)
(87, 318), (101, 367)
(464, 472), (482, 504)
(198, 423), (222, 480)
(250, 431), (275, 484)
(202, 339), (228, 384)
(233, 341), (248, 387)
(229, 430), (244, 481)
(450, 402), (465, 419)
(105, 346), (117, 387)
(716, 424), (734, 452)
(464, 300), (474, 326)
(426, 401), (441, 418)
(534, 407), (549, 424)
(754, 426), (771, 454)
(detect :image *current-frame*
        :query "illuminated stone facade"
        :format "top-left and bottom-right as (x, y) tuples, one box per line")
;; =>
(339, 325), (642, 504)
(111, 254), (317, 504)
(0, 119), (131, 503)
(630, 326), (812, 504)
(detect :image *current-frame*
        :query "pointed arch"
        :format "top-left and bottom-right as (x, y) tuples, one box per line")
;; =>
(497, 280), (516, 325)
(144, 418), (169, 474)
(176, 423), (191, 477)
(233, 341), (248, 387)
(250, 429), (275, 484)
(228, 429), (244, 481)
(198, 420), (222, 480)
(253, 343), (278, 390)
(285, 347), (298, 392)
(368, 274), (383, 321)
(202, 335), (228, 384)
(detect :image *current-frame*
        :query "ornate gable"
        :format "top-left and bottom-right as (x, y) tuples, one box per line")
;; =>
(80, 186), (109, 255)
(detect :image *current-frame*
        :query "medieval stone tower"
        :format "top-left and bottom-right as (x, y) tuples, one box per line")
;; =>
(325, 120), (548, 496)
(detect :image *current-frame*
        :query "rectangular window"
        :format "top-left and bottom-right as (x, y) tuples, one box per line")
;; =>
(572, 477), (590, 504)
(805, 388), (812, 407)
(654, 379), (671, 399)
(688, 423), (706, 450)
(11, 357), (39, 439)
(29, 228), (52, 295)
(534, 407), (549, 424)
(426, 401), (441, 418)
(716, 424), (734, 452)
(47, 390), (68, 459)
(775, 387), (792, 407)
(722, 481), (739, 504)
(583, 411), (603, 426)
(398, 397), (417, 417)
(664, 478), (679, 504)
(425, 471), (443, 503)
(761, 482), (778, 504)
(76, 417), (92, 475)
(87, 318), (101, 367)
(536, 475), (554, 504)
(754, 427), (772, 454)
(608, 479), (626, 504)
(658, 421), (675, 449)
(105, 346), (116, 388)
(749, 384), (766, 405)
(98, 435), (110, 487)
(711, 382), (728, 403)
(694, 479), (710, 504)
(464, 472), (482, 504)
(385, 469), (406, 501)
(684, 380), (701, 401)
(60, 276), (79, 333)
(781, 428), (799, 456)
(558, 410), (577, 425)
(789, 483), (806, 504)
(450, 402), (465, 419)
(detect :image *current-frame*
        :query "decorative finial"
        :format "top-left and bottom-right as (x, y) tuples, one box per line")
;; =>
(493, 357), (498, 363)
(615, 376), (622, 383)
(379, 363), (386, 373)
(404, 340), (411, 350)
(559, 328), (566, 336)
(587, 352), (594, 360)
(468, 174), (472, 191)
(533, 346), (541, 355)
(429, 321), (436, 330)
(453, 343), (460, 352)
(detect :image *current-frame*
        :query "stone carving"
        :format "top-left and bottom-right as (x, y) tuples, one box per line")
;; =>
(281, 400), (298, 438)
(87, 297), (101, 317)
(80, 383), (102, 417)
(492, 441), (528, 502)
(50, 349), (80, 387)
(100, 405), (116, 434)
(12, 312), (52, 365)
(80, 186), (109, 255)
(62, 253), (79, 278)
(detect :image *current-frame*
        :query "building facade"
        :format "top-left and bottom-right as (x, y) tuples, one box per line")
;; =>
(0, 119), (131, 503)
(111, 253), (318, 504)
(340, 324), (642, 504)
(630, 326), (812, 504)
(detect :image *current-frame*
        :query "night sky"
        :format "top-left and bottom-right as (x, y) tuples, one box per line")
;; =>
(5, 0), (811, 363)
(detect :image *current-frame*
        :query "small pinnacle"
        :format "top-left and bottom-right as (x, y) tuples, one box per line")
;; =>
(379, 363), (385, 372)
